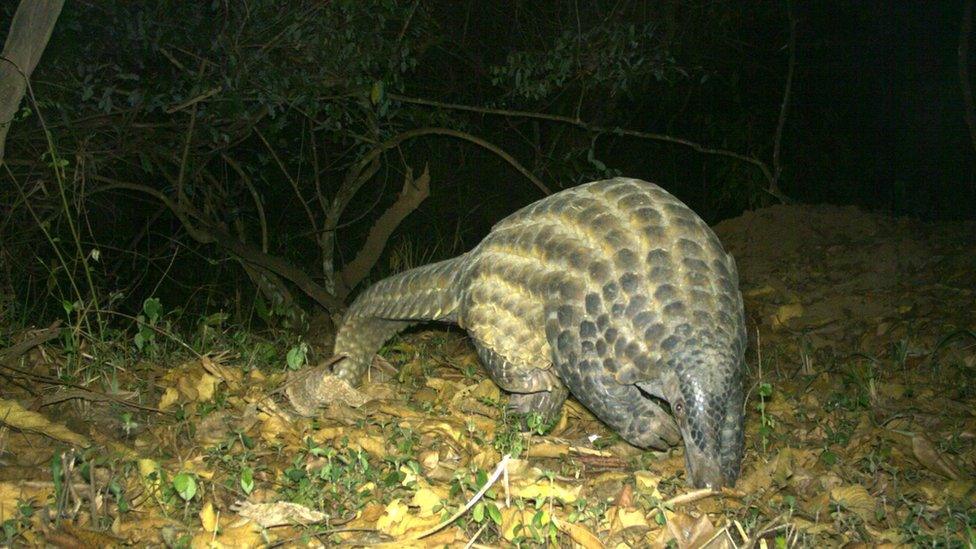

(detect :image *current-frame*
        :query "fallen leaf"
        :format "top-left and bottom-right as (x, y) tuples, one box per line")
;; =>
(524, 442), (571, 458)
(231, 500), (328, 528)
(0, 398), (90, 447)
(614, 483), (634, 508)
(513, 478), (581, 503)
(911, 433), (962, 480)
(158, 387), (180, 410)
(829, 484), (876, 522)
(199, 501), (218, 532)
(193, 372), (220, 401)
(772, 303), (804, 329)
(375, 498), (441, 537)
(664, 511), (704, 548)
(410, 487), (445, 516)
(552, 515), (604, 549)
(500, 507), (550, 542)
(613, 507), (649, 530)
(190, 519), (264, 548)
(633, 471), (663, 498)
(138, 459), (163, 500)
(0, 482), (54, 522)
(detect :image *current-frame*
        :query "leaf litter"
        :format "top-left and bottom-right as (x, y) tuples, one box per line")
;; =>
(0, 203), (974, 547)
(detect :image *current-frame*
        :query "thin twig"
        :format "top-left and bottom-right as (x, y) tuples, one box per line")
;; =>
(254, 127), (318, 232)
(407, 454), (512, 541)
(770, 0), (797, 200)
(223, 153), (269, 252)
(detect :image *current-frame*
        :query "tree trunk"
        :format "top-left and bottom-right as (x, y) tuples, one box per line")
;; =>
(0, 0), (64, 164)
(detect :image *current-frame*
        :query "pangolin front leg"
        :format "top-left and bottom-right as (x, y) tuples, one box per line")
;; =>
(472, 341), (568, 424)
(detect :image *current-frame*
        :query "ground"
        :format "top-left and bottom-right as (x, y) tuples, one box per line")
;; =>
(0, 203), (974, 547)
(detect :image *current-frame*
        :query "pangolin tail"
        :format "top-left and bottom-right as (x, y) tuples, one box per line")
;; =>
(331, 254), (466, 385)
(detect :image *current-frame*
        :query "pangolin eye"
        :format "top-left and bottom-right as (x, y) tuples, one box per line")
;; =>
(673, 401), (685, 416)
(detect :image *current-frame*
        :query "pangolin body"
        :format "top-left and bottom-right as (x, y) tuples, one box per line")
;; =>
(332, 178), (747, 488)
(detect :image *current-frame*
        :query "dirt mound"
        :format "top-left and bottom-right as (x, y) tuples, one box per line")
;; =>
(715, 203), (976, 355)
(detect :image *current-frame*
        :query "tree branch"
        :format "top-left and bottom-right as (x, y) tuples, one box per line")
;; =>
(388, 93), (779, 197)
(338, 165), (431, 296)
(223, 153), (269, 253)
(770, 0), (797, 201)
(320, 126), (548, 296)
(89, 177), (343, 312)
(0, 0), (64, 164)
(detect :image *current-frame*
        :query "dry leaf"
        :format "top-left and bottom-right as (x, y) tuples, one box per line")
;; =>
(772, 303), (804, 329)
(0, 482), (54, 522)
(513, 478), (581, 503)
(793, 517), (839, 535)
(613, 507), (649, 530)
(664, 511), (703, 548)
(138, 459), (163, 500)
(351, 433), (388, 457)
(199, 501), (218, 532)
(500, 507), (550, 542)
(190, 519), (264, 548)
(193, 372), (220, 401)
(614, 483), (634, 508)
(829, 484), (876, 522)
(47, 524), (122, 549)
(158, 387), (180, 410)
(201, 355), (243, 385)
(410, 487), (444, 516)
(738, 447), (793, 492)
(633, 471), (663, 498)
(524, 442), (571, 458)
(231, 500), (328, 528)
(552, 515), (605, 549)
(0, 398), (90, 447)
(375, 499), (441, 536)
(911, 433), (962, 480)
(682, 515), (721, 549)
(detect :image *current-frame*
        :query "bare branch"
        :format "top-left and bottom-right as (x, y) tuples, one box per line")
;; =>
(89, 177), (343, 312)
(338, 165), (431, 296)
(223, 153), (269, 253)
(770, 0), (797, 202)
(389, 93), (777, 194)
(254, 126), (318, 232)
(320, 126), (548, 295)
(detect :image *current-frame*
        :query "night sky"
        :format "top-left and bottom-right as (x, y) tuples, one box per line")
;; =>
(794, 1), (976, 219)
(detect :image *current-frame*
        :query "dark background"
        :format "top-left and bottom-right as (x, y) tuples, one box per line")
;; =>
(2, 0), (974, 325)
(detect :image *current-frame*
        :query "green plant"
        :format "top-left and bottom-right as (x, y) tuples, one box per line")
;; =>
(756, 381), (775, 454)
(286, 342), (309, 371)
(134, 297), (163, 353)
(0, 501), (34, 546)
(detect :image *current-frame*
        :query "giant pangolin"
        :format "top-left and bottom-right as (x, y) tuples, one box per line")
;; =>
(330, 177), (747, 488)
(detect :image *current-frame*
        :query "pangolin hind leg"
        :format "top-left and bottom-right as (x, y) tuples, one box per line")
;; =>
(472, 341), (568, 424)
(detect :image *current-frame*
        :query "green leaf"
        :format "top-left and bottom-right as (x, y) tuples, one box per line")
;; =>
(240, 467), (255, 495)
(286, 343), (308, 370)
(487, 502), (502, 525)
(172, 472), (197, 501)
(473, 502), (485, 523)
(370, 80), (385, 105)
(143, 297), (163, 322)
(51, 454), (64, 502)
